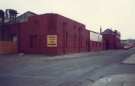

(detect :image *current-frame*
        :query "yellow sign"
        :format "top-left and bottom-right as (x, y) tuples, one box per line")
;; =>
(47, 35), (57, 47)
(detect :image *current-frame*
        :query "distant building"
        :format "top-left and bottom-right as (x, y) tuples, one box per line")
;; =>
(16, 11), (37, 23)
(102, 29), (122, 50)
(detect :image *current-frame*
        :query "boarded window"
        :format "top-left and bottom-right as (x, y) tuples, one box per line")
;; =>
(30, 35), (37, 48)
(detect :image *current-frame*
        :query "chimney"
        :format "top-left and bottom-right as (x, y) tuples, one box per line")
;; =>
(100, 25), (102, 34)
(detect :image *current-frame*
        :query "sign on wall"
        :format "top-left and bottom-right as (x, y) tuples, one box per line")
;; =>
(47, 35), (57, 47)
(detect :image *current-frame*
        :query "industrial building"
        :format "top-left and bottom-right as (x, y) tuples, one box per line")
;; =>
(102, 29), (122, 50)
(18, 13), (103, 55)
(0, 10), (122, 55)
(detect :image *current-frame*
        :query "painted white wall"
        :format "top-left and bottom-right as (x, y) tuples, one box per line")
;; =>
(90, 32), (102, 42)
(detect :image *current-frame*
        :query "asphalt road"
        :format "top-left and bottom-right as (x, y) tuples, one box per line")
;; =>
(0, 48), (135, 86)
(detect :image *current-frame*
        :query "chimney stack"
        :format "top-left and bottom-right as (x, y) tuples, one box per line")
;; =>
(100, 25), (102, 34)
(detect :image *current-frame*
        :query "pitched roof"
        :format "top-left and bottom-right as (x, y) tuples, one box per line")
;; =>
(102, 29), (115, 35)
(16, 11), (37, 23)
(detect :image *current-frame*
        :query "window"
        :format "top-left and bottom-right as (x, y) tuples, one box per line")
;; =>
(65, 32), (68, 48)
(30, 35), (37, 48)
(63, 22), (67, 29)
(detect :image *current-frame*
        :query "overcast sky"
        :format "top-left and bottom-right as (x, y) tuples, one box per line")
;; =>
(0, 0), (135, 39)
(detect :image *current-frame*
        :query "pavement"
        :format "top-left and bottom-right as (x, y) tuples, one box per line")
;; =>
(123, 53), (135, 64)
(0, 48), (135, 86)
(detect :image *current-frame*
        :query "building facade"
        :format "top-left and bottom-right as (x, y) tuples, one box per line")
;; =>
(0, 12), (122, 55)
(18, 14), (90, 55)
(102, 29), (121, 50)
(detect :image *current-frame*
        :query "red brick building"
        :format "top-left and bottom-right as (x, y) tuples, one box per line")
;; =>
(102, 29), (121, 50)
(0, 12), (122, 55)
(18, 14), (90, 55)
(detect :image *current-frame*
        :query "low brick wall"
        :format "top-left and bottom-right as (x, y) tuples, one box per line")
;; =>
(0, 41), (17, 54)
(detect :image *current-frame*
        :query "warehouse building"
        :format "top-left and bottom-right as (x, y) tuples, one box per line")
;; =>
(19, 13), (90, 55)
(0, 11), (122, 55)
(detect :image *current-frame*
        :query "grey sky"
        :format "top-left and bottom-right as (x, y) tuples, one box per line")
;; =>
(0, 0), (135, 39)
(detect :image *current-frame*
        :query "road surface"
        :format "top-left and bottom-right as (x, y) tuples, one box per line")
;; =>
(0, 48), (135, 86)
